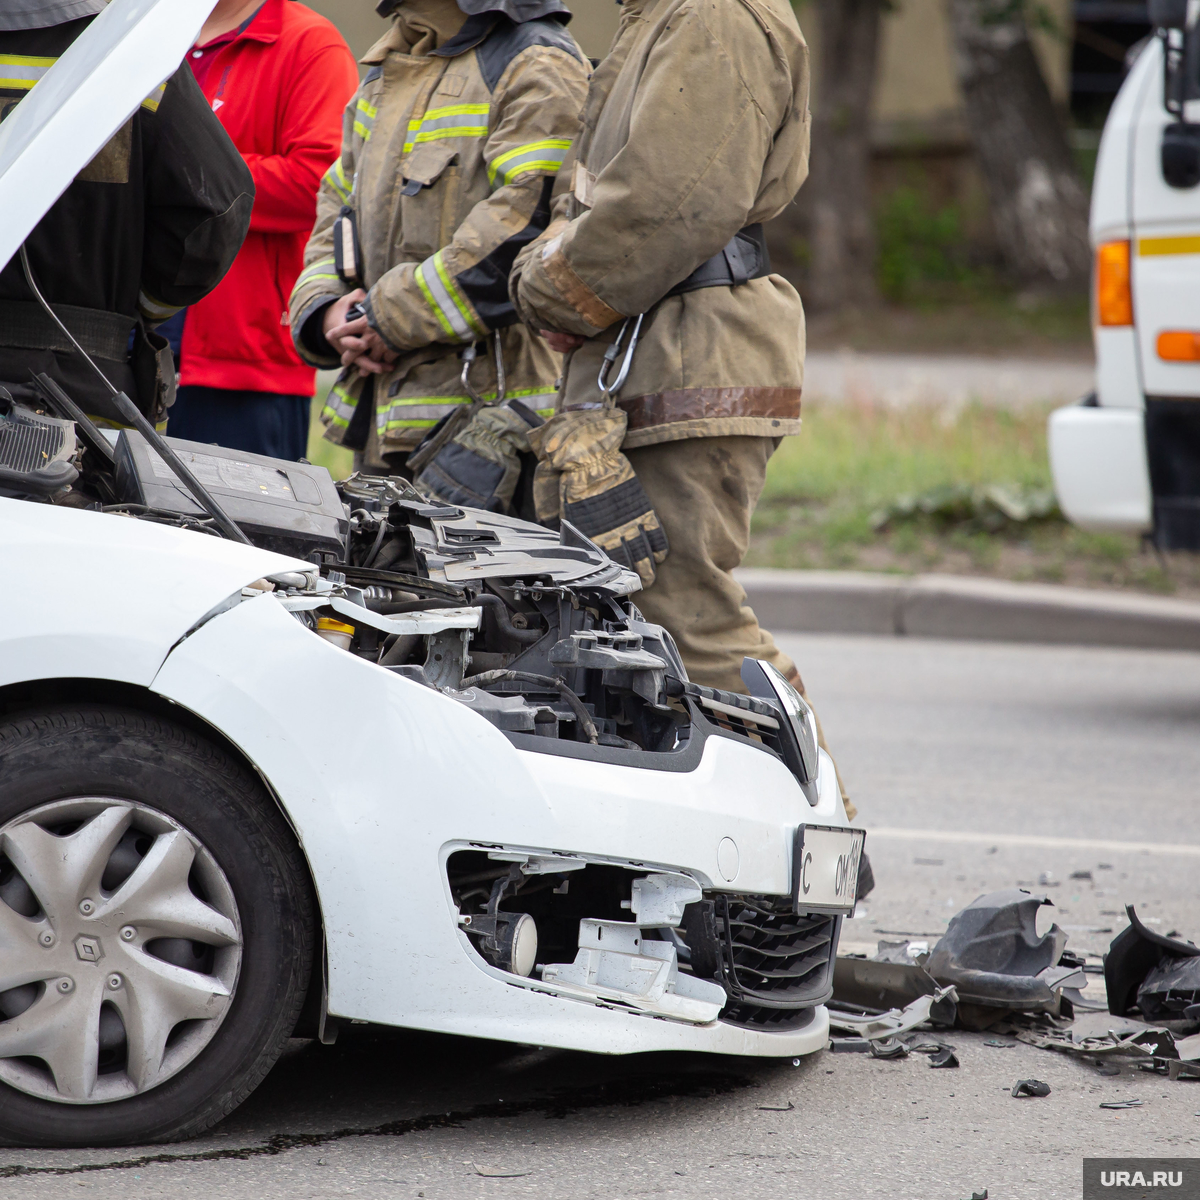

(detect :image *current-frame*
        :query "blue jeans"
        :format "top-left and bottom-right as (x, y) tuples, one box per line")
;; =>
(168, 386), (311, 463)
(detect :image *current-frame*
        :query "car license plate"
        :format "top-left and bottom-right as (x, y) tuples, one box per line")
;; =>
(792, 824), (865, 913)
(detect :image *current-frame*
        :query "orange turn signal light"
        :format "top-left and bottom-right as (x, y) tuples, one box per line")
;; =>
(1158, 330), (1200, 361)
(1096, 240), (1133, 327)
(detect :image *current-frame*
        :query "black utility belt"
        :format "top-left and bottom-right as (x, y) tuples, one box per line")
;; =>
(0, 299), (133, 361)
(666, 224), (771, 298)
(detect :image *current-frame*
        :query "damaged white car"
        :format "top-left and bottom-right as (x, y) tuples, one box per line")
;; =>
(0, 0), (862, 1148)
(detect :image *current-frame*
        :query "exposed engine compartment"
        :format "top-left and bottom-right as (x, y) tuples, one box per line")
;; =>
(2, 388), (821, 779)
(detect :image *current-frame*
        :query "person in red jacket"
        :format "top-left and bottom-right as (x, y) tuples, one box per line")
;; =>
(164, 0), (357, 461)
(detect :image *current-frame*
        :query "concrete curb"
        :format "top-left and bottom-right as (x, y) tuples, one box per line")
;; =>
(734, 569), (1200, 652)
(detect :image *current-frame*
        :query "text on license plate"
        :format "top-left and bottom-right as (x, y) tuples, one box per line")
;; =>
(792, 825), (865, 912)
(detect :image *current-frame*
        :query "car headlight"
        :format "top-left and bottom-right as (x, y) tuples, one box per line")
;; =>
(756, 661), (820, 784)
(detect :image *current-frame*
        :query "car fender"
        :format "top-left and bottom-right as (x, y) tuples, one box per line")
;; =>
(0, 498), (301, 688)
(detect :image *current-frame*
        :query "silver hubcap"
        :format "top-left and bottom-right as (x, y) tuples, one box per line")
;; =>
(0, 799), (242, 1104)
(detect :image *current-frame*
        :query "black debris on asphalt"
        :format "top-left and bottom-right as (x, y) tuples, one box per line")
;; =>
(756, 1101), (795, 1112)
(829, 1038), (872, 1053)
(1098, 1099), (1144, 1109)
(1011, 1079), (1052, 1098)
(1105, 906), (1200, 1032)
(929, 1046), (960, 1068)
(924, 890), (1083, 1028)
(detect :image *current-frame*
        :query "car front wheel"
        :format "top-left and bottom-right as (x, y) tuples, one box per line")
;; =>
(0, 706), (314, 1147)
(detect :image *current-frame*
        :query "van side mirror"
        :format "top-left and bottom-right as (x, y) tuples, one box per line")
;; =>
(1163, 122), (1200, 187)
(1150, 0), (1189, 29)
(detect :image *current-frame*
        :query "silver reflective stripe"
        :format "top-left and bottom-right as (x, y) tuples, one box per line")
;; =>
(324, 157), (351, 203)
(0, 55), (53, 90)
(487, 139), (571, 188)
(380, 396), (472, 432)
(296, 257), (339, 289)
(137, 290), (179, 322)
(141, 80), (166, 112)
(323, 382), (358, 430)
(414, 252), (482, 343)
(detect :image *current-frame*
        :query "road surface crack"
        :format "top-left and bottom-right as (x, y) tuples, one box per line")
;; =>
(0, 1070), (751, 1178)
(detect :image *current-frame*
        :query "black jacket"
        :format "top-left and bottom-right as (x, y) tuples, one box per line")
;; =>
(0, 16), (254, 422)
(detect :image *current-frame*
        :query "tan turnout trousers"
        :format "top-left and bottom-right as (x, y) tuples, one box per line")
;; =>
(628, 434), (855, 819)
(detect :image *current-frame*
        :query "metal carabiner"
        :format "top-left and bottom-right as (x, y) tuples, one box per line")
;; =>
(596, 313), (645, 399)
(459, 340), (485, 403)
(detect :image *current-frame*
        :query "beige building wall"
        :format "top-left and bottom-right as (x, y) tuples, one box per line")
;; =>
(302, 0), (1073, 139)
(300, 0), (621, 62)
(798, 0), (1072, 147)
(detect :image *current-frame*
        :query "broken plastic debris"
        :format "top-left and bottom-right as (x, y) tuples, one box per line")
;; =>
(827, 987), (958, 1041)
(756, 1101), (795, 1112)
(929, 1046), (959, 1068)
(1105, 906), (1200, 1022)
(1098, 1099), (1144, 1110)
(1012, 1022), (1179, 1066)
(925, 890), (1071, 1017)
(832, 956), (957, 1026)
(1138, 954), (1200, 1033)
(1070, 870), (1093, 881)
(1060, 987), (1108, 1013)
(870, 1038), (910, 1060)
(829, 1038), (872, 1053)
(1011, 1079), (1051, 1098)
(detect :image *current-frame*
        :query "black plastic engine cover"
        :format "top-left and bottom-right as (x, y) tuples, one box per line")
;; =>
(114, 431), (347, 559)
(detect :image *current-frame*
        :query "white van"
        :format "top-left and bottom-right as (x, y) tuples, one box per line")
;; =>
(1049, 0), (1200, 549)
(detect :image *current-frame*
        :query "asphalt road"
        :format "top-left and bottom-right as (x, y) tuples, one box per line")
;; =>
(4, 633), (1199, 1200)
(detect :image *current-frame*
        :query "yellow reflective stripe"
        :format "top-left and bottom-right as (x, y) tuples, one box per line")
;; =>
(137, 290), (179, 322)
(414, 260), (457, 340)
(0, 54), (55, 91)
(380, 388), (557, 432)
(323, 382), (358, 430)
(140, 81), (167, 112)
(353, 95), (377, 141)
(422, 103), (490, 121)
(402, 103), (490, 153)
(380, 396), (472, 431)
(297, 257), (338, 288)
(434, 251), (488, 340)
(414, 125), (487, 142)
(414, 251), (487, 342)
(487, 138), (571, 187)
(324, 158), (351, 203)
(1138, 235), (1200, 256)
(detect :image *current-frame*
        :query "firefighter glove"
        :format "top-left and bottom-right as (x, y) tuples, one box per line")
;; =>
(414, 399), (543, 513)
(527, 406), (669, 586)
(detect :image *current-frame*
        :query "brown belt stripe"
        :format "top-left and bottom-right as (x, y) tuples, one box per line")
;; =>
(618, 386), (802, 429)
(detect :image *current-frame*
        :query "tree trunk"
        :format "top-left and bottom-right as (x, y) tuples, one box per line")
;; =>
(808, 0), (887, 311)
(948, 0), (1091, 291)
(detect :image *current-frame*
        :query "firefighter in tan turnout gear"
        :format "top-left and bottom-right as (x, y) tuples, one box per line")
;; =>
(289, 0), (589, 493)
(512, 0), (863, 839)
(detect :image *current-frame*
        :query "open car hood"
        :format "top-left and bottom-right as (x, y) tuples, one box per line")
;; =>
(0, 0), (216, 273)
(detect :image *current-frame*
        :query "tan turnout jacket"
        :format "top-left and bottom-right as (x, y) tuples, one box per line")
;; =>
(290, 4), (589, 452)
(512, 0), (811, 449)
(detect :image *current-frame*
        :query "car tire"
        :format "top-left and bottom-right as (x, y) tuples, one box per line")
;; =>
(0, 705), (314, 1147)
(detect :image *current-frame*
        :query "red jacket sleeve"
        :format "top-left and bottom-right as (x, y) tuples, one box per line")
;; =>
(243, 35), (359, 235)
